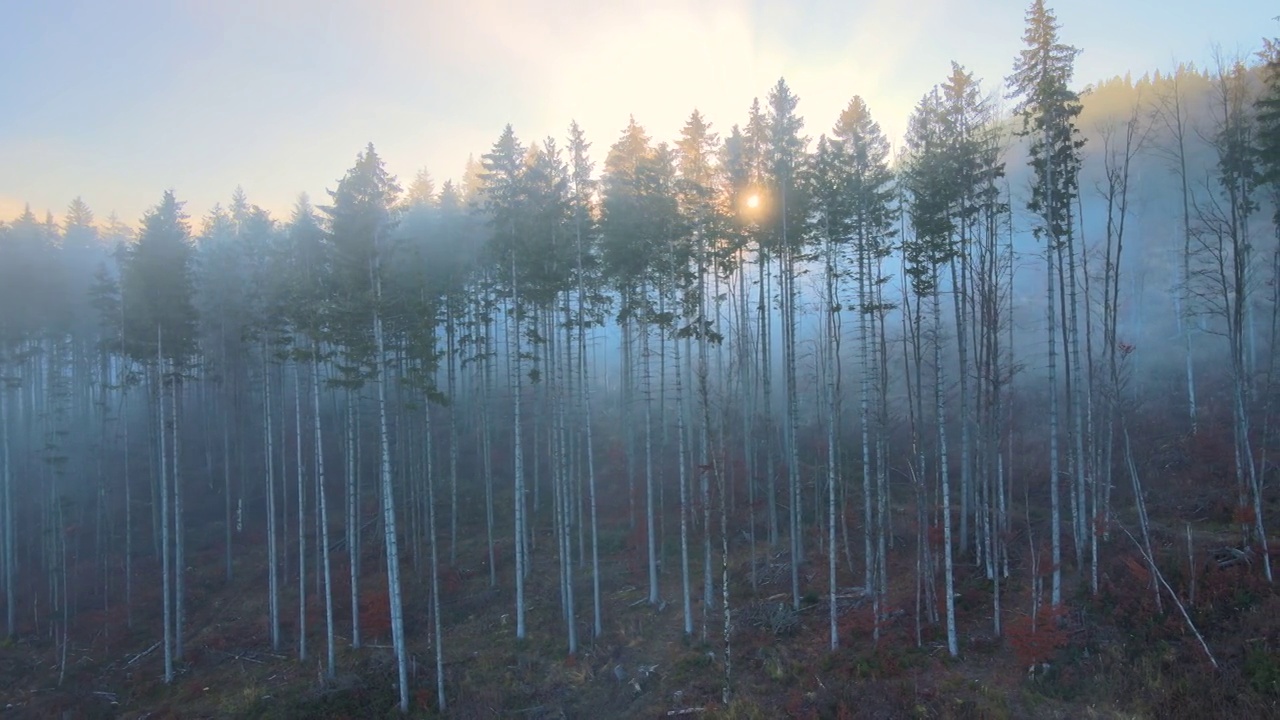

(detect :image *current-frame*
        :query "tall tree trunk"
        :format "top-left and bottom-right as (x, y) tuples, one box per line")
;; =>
(480, 289), (497, 588)
(826, 230), (840, 651)
(1044, 133), (1063, 607)
(622, 315), (636, 531)
(345, 391), (360, 648)
(642, 290), (659, 606)
(510, 255), (528, 638)
(576, 236), (603, 638)
(222, 342), (234, 583)
(950, 256), (973, 558)
(294, 362), (307, 661)
(933, 270), (958, 658)
(264, 346), (281, 652)
(372, 293), (409, 712)
(171, 356), (185, 662)
(675, 319), (693, 635)
(446, 309), (459, 566)
(311, 351), (336, 680)
(2, 358), (13, 639)
(873, 261), (891, 643)
(424, 402), (447, 711)
(783, 241), (802, 611)
(122, 368), (134, 629)
(1064, 221), (1088, 575)
(158, 327), (173, 683)
(760, 250), (777, 548)
(737, 253), (758, 592)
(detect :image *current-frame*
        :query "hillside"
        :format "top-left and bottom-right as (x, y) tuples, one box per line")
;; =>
(0, 377), (1277, 719)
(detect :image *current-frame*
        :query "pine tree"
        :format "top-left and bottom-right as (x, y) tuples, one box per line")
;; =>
(403, 167), (438, 209)
(905, 88), (960, 657)
(386, 172), (456, 706)
(676, 109), (723, 639)
(567, 120), (607, 639)
(238, 204), (290, 655)
(520, 135), (580, 653)
(601, 117), (666, 607)
(481, 126), (533, 639)
(196, 201), (257, 585)
(324, 144), (411, 711)
(1007, 0), (1085, 606)
(719, 122), (761, 594)
(766, 78), (809, 611)
(1200, 55), (1270, 582)
(119, 190), (198, 683)
(831, 96), (897, 635)
(281, 194), (338, 677)
(803, 134), (851, 650)
(744, 98), (780, 552)
(1258, 36), (1280, 226)
(62, 198), (105, 361)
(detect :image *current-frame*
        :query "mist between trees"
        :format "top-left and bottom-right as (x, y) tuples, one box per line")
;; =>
(0, 1), (1278, 715)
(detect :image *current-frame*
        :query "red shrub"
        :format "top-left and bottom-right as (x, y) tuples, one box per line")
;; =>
(1006, 604), (1070, 667)
(927, 523), (944, 549)
(414, 687), (435, 709)
(1122, 555), (1151, 584)
(441, 567), (465, 595)
(360, 586), (392, 641)
(1233, 504), (1257, 525)
(783, 688), (816, 719)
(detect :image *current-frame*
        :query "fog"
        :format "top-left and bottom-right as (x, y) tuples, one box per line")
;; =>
(0, 3), (1277, 717)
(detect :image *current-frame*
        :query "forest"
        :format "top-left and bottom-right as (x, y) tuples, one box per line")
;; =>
(1, 1), (1279, 717)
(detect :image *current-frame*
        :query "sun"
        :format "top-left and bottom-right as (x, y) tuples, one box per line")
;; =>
(745, 193), (760, 209)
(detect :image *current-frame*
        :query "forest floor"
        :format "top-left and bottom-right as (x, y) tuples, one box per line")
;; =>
(1, 429), (1279, 718)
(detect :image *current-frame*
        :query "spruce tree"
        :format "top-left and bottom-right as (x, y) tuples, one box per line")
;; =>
(766, 78), (809, 611)
(802, 134), (852, 650)
(567, 120), (607, 640)
(281, 194), (338, 676)
(1257, 36), (1280, 226)
(831, 96), (897, 629)
(119, 190), (198, 683)
(324, 144), (411, 711)
(600, 117), (664, 606)
(676, 109), (723, 640)
(904, 88), (960, 657)
(481, 125), (534, 639)
(1007, 0), (1084, 606)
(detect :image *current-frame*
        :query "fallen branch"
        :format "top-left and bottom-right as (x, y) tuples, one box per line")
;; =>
(123, 642), (160, 669)
(209, 647), (283, 665)
(1210, 546), (1253, 569)
(666, 708), (706, 716)
(1121, 524), (1218, 669)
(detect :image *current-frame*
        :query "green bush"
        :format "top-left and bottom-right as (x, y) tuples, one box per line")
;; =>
(1243, 643), (1280, 696)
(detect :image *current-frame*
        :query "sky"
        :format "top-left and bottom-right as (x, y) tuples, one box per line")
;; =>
(0, 0), (1274, 229)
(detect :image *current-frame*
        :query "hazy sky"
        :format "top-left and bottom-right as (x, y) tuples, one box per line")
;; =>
(0, 0), (1273, 228)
